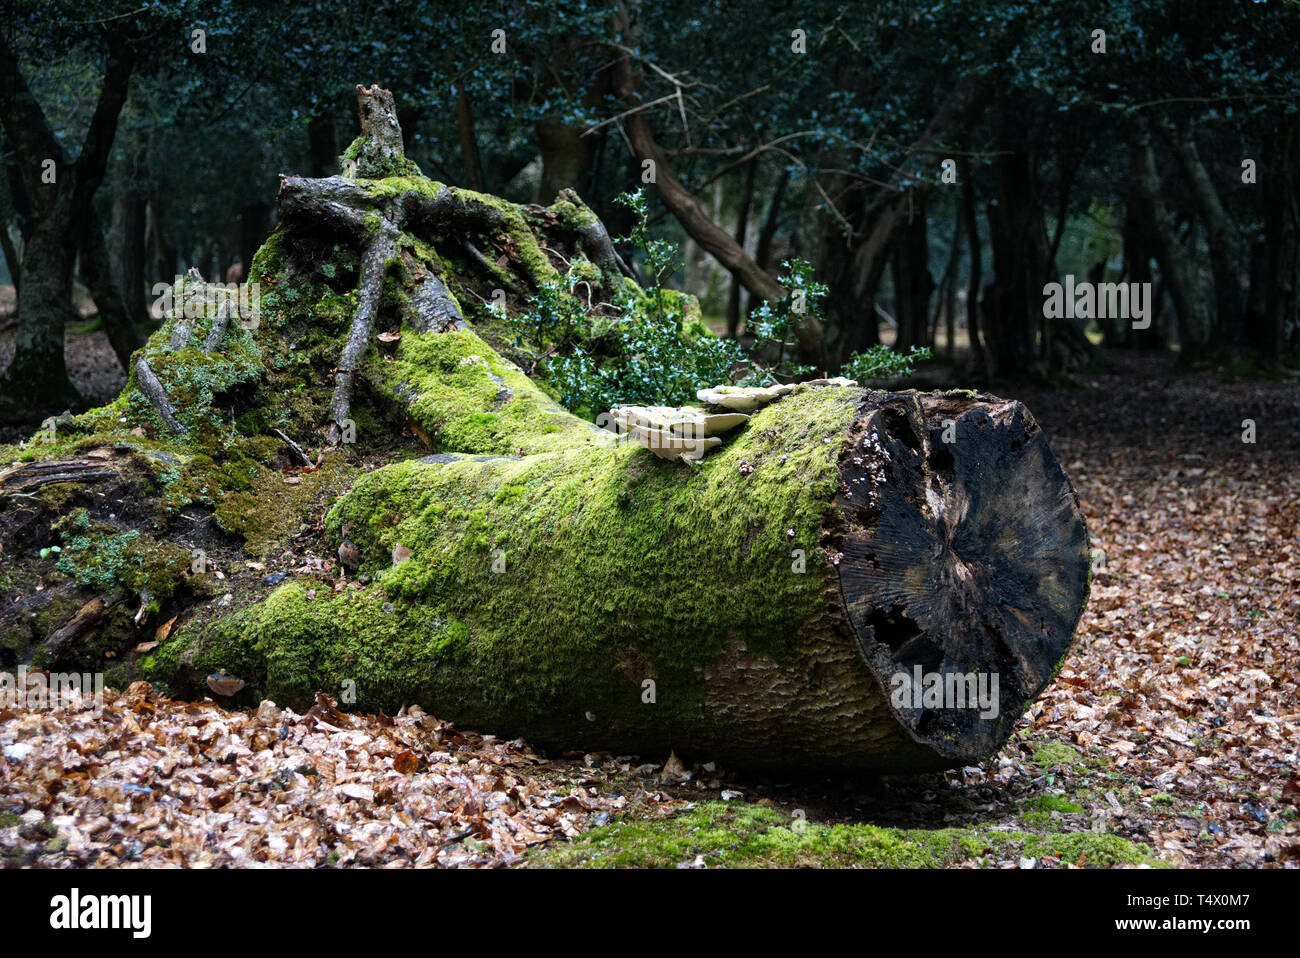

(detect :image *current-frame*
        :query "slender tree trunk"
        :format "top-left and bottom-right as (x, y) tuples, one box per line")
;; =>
(1165, 120), (1245, 344)
(1121, 191), (1161, 349)
(454, 80), (485, 193)
(145, 198), (173, 290)
(754, 168), (788, 273)
(960, 155), (983, 369)
(1250, 120), (1299, 361)
(981, 106), (1049, 378)
(892, 193), (934, 351)
(110, 150), (148, 327)
(80, 203), (142, 370)
(1128, 118), (1212, 362)
(935, 203), (964, 358)
(725, 158), (758, 338)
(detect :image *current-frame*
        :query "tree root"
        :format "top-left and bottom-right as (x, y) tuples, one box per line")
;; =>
(326, 223), (400, 446)
(134, 358), (188, 436)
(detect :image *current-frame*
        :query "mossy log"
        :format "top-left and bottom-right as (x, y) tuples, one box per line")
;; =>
(0, 86), (1088, 774)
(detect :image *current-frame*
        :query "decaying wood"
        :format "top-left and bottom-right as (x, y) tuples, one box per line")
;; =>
(405, 271), (467, 333)
(350, 83), (406, 178)
(0, 458), (120, 495)
(0, 84), (1090, 777)
(44, 597), (107, 659)
(554, 188), (635, 280)
(326, 223), (400, 445)
(203, 298), (231, 353)
(272, 428), (314, 467)
(133, 358), (188, 435)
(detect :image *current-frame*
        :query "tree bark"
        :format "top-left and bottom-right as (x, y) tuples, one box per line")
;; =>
(79, 203), (143, 370)
(1164, 119), (1245, 344)
(960, 155), (984, 368)
(110, 148), (148, 328)
(454, 80), (485, 192)
(725, 157), (758, 338)
(891, 194), (934, 351)
(982, 105), (1050, 378)
(0, 26), (134, 413)
(1128, 118), (1213, 361)
(3, 85), (1090, 775)
(1249, 119), (1299, 362)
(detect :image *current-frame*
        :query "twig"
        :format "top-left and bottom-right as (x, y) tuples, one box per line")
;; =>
(272, 429), (314, 467)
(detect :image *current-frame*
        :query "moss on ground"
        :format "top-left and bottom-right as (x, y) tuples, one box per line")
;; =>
(1032, 742), (1084, 769)
(528, 801), (1164, 869)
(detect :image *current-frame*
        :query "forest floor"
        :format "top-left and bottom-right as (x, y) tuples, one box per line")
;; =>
(1, 333), (1297, 868)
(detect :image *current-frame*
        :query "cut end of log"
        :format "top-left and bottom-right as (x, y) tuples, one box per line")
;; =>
(830, 390), (1090, 765)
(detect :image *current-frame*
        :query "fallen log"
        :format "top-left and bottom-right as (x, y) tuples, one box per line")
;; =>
(175, 330), (1088, 771)
(2, 85), (1089, 774)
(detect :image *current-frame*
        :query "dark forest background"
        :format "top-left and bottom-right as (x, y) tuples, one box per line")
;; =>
(1, 0), (1298, 421)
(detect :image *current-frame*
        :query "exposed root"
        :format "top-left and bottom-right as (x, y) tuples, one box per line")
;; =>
(133, 358), (188, 436)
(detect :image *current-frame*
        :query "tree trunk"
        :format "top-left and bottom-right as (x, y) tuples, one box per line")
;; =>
(1165, 120), (1245, 345)
(1, 201), (80, 410)
(536, 116), (599, 205)
(606, 15), (822, 364)
(1128, 118), (1213, 362)
(1250, 120), (1299, 362)
(960, 155), (984, 369)
(147, 197), (177, 289)
(2, 86), (1090, 775)
(1121, 191), (1162, 350)
(982, 107), (1050, 379)
(110, 149), (148, 328)
(891, 193), (934, 351)
(0, 26), (134, 414)
(725, 157), (758, 338)
(79, 203), (142, 370)
(454, 80), (485, 192)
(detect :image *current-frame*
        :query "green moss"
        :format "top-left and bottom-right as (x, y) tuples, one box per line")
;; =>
(527, 801), (1164, 869)
(49, 513), (191, 602)
(341, 136), (423, 179)
(1022, 794), (1085, 814)
(1032, 743), (1083, 769)
(360, 175), (445, 200)
(156, 388), (861, 730)
(375, 328), (600, 456)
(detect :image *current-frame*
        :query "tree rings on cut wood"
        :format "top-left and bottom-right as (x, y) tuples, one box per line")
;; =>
(831, 390), (1090, 764)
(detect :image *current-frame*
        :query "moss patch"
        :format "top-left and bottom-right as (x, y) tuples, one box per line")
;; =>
(156, 388), (861, 733)
(1032, 743), (1083, 769)
(527, 801), (1164, 869)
